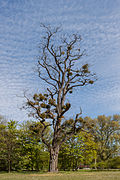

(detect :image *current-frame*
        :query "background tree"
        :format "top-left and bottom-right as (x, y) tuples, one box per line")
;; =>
(0, 116), (7, 171)
(19, 120), (49, 171)
(24, 24), (96, 172)
(58, 131), (97, 171)
(85, 115), (120, 162)
(0, 120), (20, 172)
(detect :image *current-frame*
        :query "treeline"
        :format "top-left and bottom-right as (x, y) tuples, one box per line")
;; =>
(0, 114), (120, 172)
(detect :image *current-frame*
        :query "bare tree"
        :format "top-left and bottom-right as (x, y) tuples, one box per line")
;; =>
(24, 24), (96, 172)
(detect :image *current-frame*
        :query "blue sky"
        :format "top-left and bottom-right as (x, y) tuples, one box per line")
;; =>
(0, 0), (120, 122)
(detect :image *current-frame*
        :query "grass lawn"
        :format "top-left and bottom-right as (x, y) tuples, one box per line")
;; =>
(0, 171), (120, 180)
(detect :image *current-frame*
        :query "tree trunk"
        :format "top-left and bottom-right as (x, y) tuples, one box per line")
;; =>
(8, 159), (11, 173)
(49, 146), (59, 172)
(94, 157), (97, 169)
(8, 152), (11, 173)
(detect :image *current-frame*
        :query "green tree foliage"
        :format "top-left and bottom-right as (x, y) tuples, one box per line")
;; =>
(0, 120), (20, 172)
(59, 131), (97, 170)
(0, 116), (7, 171)
(0, 115), (120, 171)
(85, 115), (120, 161)
(0, 119), (50, 172)
(19, 121), (49, 171)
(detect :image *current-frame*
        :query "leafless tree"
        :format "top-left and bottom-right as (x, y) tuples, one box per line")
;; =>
(24, 24), (96, 172)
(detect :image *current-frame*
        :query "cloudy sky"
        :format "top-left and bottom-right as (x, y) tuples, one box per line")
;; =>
(0, 0), (120, 122)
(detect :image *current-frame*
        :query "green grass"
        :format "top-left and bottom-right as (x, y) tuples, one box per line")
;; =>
(0, 171), (120, 180)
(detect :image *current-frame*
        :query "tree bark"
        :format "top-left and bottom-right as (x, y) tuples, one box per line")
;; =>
(8, 159), (11, 173)
(94, 157), (97, 169)
(49, 146), (59, 172)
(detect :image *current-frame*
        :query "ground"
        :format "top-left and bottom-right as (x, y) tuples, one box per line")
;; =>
(0, 171), (120, 180)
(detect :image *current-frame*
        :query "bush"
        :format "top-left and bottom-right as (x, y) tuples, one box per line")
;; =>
(96, 161), (108, 169)
(107, 157), (120, 169)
